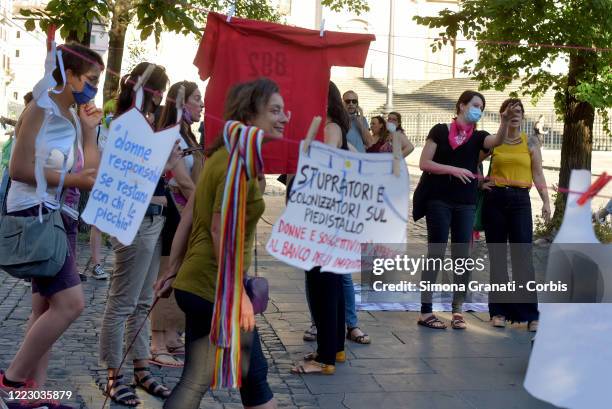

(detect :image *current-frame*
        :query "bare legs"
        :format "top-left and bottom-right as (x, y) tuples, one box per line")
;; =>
(5, 285), (85, 385)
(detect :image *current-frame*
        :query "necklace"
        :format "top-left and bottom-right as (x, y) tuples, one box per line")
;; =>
(504, 135), (522, 145)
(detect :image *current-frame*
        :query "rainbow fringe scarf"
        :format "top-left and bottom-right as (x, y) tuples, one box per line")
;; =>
(210, 121), (264, 389)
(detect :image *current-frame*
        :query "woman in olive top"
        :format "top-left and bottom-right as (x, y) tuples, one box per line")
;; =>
(155, 78), (287, 409)
(416, 90), (522, 330)
(481, 98), (550, 331)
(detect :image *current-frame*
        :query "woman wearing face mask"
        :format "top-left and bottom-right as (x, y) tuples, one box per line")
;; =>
(149, 81), (205, 367)
(415, 90), (521, 330)
(98, 62), (181, 406)
(481, 98), (549, 331)
(387, 111), (415, 156)
(154, 77), (286, 409)
(367, 115), (414, 157)
(0, 43), (104, 390)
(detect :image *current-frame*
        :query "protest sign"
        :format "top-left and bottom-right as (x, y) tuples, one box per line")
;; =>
(81, 108), (179, 245)
(266, 141), (409, 274)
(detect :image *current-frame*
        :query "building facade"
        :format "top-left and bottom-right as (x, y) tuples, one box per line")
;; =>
(275, 0), (476, 81)
(5, 0), (109, 117)
(0, 0), (13, 119)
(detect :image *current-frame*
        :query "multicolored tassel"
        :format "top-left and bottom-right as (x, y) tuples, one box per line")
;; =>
(210, 120), (264, 389)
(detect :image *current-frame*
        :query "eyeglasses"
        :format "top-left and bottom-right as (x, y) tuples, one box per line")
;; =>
(344, 99), (358, 105)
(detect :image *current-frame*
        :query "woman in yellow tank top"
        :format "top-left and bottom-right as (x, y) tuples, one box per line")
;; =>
(480, 98), (551, 331)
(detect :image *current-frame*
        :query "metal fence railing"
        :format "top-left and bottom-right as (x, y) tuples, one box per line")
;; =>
(366, 110), (612, 151)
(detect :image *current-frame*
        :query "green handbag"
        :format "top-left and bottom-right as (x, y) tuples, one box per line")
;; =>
(0, 204), (69, 279)
(0, 152), (71, 280)
(473, 153), (493, 232)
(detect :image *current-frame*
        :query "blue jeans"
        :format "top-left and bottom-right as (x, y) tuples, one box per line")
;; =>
(305, 273), (358, 328)
(483, 187), (539, 322)
(342, 275), (358, 328)
(421, 200), (475, 314)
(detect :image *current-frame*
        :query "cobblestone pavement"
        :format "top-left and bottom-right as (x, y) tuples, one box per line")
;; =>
(0, 231), (316, 408)
(1, 176), (556, 409)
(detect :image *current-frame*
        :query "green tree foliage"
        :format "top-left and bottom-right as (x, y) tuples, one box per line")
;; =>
(19, 0), (369, 101)
(20, 0), (110, 42)
(414, 0), (612, 225)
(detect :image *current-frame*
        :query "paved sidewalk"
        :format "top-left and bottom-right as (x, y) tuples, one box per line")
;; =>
(256, 195), (557, 409)
(1, 189), (559, 409)
(0, 233), (314, 409)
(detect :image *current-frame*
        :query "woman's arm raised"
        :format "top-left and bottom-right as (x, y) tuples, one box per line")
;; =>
(10, 104), (97, 190)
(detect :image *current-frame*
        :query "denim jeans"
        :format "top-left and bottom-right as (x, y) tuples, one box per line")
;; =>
(342, 274), (358, 328)
(421, 200), (475, 314)
(483, 187), (539, 322)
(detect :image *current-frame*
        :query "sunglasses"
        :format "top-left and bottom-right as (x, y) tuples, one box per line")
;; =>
(344, 99), (358, 105)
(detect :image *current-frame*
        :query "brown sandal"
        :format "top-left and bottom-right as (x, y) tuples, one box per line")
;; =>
(417, 315), (447, 329)
(451, 314), (467, 330)
(347, 327), (371, 344)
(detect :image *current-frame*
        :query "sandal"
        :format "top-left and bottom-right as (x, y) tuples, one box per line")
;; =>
(347, 327), (371, 344)
(303, 325), (317, 342)
(166, 344), (185, 355)
(133, 367), (171, 399)
(451, 314), (467, 330)
(149, 351), (183, 368)
(105, 374), (141, 407)
(528, 320), (539, 332)
(291, 361), (335, 375)
(304, 351), (346, 363)
(417, 315), (447, 329)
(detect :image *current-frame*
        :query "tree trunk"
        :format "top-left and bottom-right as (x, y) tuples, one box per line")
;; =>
(553, 52), (595, 222)
(102, 0), (131, 103)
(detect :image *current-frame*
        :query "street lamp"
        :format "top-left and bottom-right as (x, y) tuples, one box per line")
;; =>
(384, 0), (395, 113)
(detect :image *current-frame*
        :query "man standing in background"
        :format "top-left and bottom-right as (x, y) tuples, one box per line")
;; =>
(343, 90), (371, 152)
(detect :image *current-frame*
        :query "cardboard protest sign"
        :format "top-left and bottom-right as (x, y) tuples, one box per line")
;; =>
(266, 141), (409, 274)
(81, 108), (179, 245)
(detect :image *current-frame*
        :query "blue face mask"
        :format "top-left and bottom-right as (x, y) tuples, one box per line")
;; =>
(72, 81), (98, 105)
(465, 106), (482, 123)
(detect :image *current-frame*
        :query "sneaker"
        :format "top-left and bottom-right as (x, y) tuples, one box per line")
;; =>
(91, 264), (108, 280)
